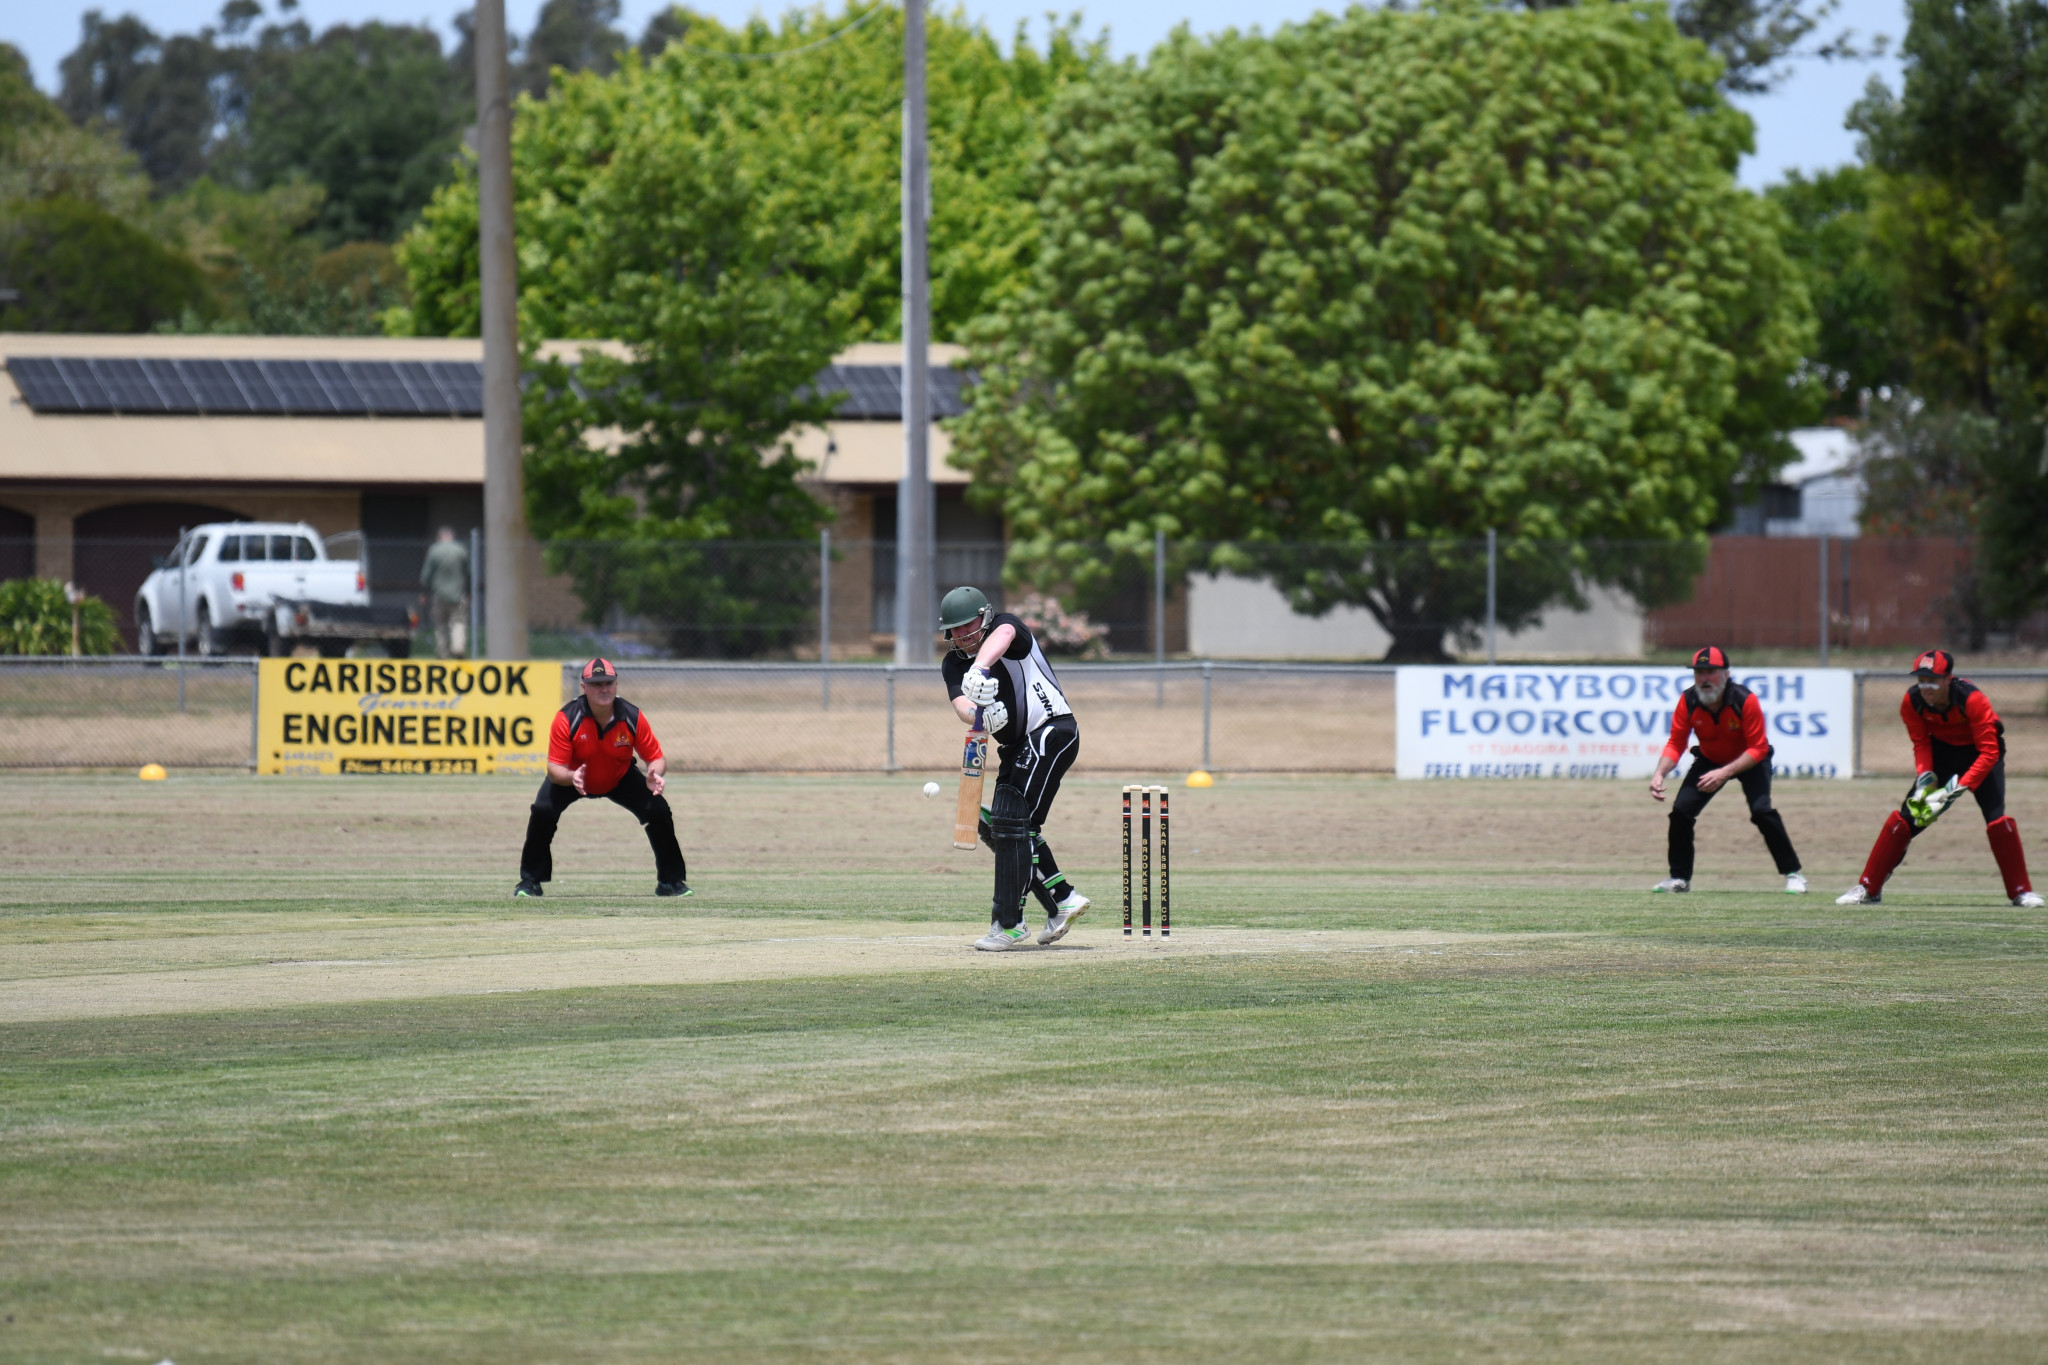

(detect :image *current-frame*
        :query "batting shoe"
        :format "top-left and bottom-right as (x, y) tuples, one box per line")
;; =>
(2016, 891), (2045, 909)
(974, 921), (1033, 951)
(1785, 873), (1808, 894)
(1651, 877), (1689, 893)
(513, 879), (543, 898)
(1836, 884), (1881, 906)
(655, 881), (692, 898)
(1038, 893), (1090, 945)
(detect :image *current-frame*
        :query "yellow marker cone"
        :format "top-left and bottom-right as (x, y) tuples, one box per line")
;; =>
(138, 763), (167, 781)
(1185, 770), (1214, 788)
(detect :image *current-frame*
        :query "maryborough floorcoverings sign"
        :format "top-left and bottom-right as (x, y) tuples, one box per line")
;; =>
(258, 659), (561, 776)
(1395, 667), (1856, 780)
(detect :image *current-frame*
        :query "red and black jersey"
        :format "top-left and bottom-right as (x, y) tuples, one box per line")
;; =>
(548, 695), (663, 795)
(1903, 678), (2004, 789)
(1662, 682), (1770, 768)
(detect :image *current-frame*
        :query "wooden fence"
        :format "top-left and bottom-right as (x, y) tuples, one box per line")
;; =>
(1645, 537), (1972, 651)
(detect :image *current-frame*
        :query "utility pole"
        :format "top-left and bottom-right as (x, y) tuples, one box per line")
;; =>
(894, 0), (934, 666)
(476, 0), (529, 659)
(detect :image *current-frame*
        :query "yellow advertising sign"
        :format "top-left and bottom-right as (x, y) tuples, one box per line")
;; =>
(258, 658), (562, 776)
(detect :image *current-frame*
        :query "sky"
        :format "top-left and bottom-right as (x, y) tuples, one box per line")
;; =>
(7, 0), (1907, 190)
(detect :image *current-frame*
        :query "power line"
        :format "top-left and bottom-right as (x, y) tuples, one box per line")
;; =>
(659, 4), (886, 62)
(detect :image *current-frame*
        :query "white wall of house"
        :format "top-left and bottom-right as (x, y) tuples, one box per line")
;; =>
(1186, 574), (1646, 659)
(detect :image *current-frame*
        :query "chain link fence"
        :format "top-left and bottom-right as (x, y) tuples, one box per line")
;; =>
(11, 530), (2048, 662)
(5, 656), (2047, 777)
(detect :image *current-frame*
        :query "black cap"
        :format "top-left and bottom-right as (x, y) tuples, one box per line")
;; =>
(1691, 645), (1730, 670)
(580, 657), (618, 684)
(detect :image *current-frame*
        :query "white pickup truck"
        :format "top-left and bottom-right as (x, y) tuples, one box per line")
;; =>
(135, 522), (418, 658)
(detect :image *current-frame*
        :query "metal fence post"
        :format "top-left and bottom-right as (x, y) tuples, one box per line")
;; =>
(1485, 528), (1497, 665)
(249, 661), (259, 770)
(1202, 660), (1213, 771)
(820, 528), (831, 710)
(1819, 534), (1830, 666)
(1853, 668), (1864, 777)
(469, 527), (482, 659)
(885, 663), (897, 772)
(176, 525), (188, 714)
(1154, 528), (1166, 707)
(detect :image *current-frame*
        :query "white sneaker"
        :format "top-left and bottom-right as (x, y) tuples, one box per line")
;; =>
(974, 922), (1033, 951)
(2015, 891), (2045, 909)
(1652, 878), (1689, 893)
(1785, 873), (1808, 894)
(1038, 893), (1090, 944)
(1836, 884), (1880, 905)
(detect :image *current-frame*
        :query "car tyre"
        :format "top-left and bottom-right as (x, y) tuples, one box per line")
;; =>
(196, 602), (221, 657)
(263, 618), (283, 658)
(136, 602), (160, 657)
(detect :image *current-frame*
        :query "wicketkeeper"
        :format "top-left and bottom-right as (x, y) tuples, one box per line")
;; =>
(514, 657), (689, 899)
(1648, 646), (1806, 894)
(1837, 649), (2042, 907)
(939, 586), (1089, 951)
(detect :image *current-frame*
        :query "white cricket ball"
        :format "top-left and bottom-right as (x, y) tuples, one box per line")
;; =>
(922, 781), (941, 798)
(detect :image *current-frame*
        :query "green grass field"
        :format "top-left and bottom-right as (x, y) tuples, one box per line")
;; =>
(5, 773), (2048, 1362)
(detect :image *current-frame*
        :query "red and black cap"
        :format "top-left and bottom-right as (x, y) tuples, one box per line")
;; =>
(1912, 649), (1955, 678)
(1690, 645), (1730, 670)
(580, 657), (618, 684)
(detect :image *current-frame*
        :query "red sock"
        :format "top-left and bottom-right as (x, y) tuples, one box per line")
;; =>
(1861, 812), (1915, 895)
(1986, 817), (2033, 900)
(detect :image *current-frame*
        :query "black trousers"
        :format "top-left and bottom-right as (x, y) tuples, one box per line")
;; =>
(519, 767), (687, 885)
(982, 715), (1080, 923)
(1899, 740), (2005, 827)
(1669, 750), (1800, 881)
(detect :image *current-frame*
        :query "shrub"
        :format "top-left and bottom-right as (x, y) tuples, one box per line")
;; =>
(1010, 592), (1108, 659)
(0, 578), (120, 655)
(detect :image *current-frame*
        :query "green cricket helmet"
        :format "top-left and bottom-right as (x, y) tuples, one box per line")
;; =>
(938, 585), (992, 633)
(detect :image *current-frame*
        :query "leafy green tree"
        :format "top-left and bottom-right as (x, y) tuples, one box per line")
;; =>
(399, 4), (1103, 340)
(58, 10), (231, 191)
(1765, 166), (1910, 418)
(236, 18), (465, 243)
(953, 1), (1813, 661)
(1, 41), (154, 220)
(0, 579), (120, 655)
(517, 0), (626, 98)
(0, 196), (206, 330)
(1847, 0), (2048, 622)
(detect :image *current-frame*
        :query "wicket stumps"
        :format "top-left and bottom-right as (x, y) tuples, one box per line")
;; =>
(1122, 784), (1170, 938)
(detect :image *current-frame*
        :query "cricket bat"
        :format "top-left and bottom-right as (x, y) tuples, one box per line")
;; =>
(952, 723), (988, 850)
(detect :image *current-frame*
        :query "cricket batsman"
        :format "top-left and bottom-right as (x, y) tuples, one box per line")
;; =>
(514, 657), (690, 898)
(938, 586), (1089, 950)
(1648, 646), (1807, 893)
(1837, 649), (2043, 907)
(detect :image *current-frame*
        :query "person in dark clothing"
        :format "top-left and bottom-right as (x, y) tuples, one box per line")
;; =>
(515, 657), (688, 898)
(1647, 645), (1805, 894)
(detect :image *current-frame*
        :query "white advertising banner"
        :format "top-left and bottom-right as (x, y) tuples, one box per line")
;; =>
(1395, 666), (1855, 780)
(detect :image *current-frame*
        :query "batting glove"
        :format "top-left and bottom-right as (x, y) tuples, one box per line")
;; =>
(977, 701), (1008, 735)
(962, 667), (1000, 705)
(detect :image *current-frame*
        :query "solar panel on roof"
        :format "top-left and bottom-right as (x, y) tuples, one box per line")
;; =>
(173, 359), (252, 414)
(51, 359), (112, 411)
(259, 360), (340, 414)
(7, 357), (89, 411)
(138, 359), (196, 410)
(423, 361), (484, 415)
(342, 360), (422, 415)
(224, 360), (287, 413)
(388, 361), (448, 415)
(88, 359), (176, 412)
(308, 361), (369, 414)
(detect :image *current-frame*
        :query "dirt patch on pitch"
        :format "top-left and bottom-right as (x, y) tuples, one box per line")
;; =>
(0, 921), (1537, 1023)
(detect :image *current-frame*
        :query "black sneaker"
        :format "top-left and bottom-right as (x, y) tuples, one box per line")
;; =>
(655, 880), (692, 898)
(514, 879), (543, 898)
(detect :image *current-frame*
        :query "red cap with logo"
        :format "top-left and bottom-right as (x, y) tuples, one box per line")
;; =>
(1912, 649), (1954, 677)
(581, 657), (618, 684)
(1690, 645), (1730, 669)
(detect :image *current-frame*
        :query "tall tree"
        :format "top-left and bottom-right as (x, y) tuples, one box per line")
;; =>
(398, 4), (1103, 340)
(58, 10), (233, 191)
(952, 1), (1815, 660)
(1765, 166), (1911, 418)
(517, 0), (626, 98)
